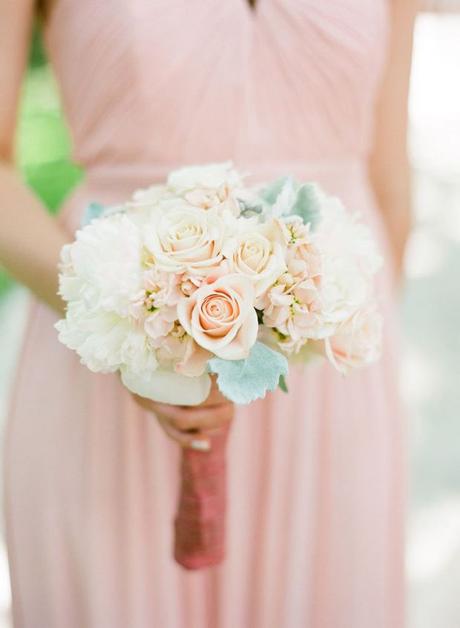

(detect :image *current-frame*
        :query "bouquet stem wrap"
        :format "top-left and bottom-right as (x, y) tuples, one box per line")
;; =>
(174, 423), (231, 570)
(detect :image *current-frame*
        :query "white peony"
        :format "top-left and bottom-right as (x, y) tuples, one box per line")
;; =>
(119, 327), (159, 375)
(59, 214), (143, 317)
(57, 302), (158, 377)
(131, 184), (169, 206)
(312, 197), (382, 334)
(315, 197), (383, 277)
(318, 258), (371, 330)
(167, 161), (243, 193)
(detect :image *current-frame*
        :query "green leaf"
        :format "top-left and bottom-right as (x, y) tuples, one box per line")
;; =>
(208, 342), (289, 405)
(239, 200), (264, 217)
(260, 176), (294, 205)
(278, 373), (289, 393)
(291, 183), (322, 228)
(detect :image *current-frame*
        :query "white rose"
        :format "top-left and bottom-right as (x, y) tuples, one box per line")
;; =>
(144, 205), (226, 274)
(223, 226), (286, 305)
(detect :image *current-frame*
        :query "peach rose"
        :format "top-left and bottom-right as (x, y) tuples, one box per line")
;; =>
(177, 274), (258, 360)
(324, 307), (383, 374)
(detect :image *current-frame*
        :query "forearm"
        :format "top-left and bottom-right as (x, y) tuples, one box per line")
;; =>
(366, 0), (417, 283)
(368, 154), (412, 279)
(0, 161), (70, 313)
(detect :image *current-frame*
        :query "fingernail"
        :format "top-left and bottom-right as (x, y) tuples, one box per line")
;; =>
(190, 439), (211, 452)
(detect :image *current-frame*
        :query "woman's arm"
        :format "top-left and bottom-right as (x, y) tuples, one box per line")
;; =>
(368, 0), (418, 279)
(0, 0), (69, 313)
(0, 2), (230, 445)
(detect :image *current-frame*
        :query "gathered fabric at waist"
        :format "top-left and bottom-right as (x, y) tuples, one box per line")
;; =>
(82, 157), (368, 188)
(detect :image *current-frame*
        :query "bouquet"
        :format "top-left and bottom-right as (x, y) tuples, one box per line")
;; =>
(56, 162), (383, 569)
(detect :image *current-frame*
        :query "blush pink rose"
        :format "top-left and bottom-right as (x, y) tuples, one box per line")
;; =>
(177, 274), (258, 360)
(324, 307), (383, 374)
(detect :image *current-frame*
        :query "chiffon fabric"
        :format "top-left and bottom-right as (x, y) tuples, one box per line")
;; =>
(4, 2), (405, 627)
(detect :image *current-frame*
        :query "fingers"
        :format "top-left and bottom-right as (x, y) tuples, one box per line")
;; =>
(130, 389), (234, 449)
(131, 393), (157, 414)
(131, 388), (230, 415)
(157, 416), (211, 451)
(153, 401), (234, 432)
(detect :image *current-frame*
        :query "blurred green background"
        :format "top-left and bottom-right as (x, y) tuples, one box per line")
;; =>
(0, 24), (82, 295)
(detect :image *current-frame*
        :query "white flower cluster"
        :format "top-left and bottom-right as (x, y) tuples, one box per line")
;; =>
(56, 162), (383, 405)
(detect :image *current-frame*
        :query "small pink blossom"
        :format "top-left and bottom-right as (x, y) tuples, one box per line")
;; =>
(129, 267), (181, 324)
(156, 322), (211, 377)
(262, 224), (324, 352)
(143, 267), (181, 308)
(144, 307), (177, 342)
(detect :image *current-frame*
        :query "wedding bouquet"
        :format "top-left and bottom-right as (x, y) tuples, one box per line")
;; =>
(56, 162), (383, 569)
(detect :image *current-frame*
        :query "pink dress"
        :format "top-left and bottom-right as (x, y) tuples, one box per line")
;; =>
(4, 1), (405, 626)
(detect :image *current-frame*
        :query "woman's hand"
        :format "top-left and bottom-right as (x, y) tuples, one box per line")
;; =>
(132, 377), (234, 450)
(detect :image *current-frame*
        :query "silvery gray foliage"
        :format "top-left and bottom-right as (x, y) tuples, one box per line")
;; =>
(238, 198), (264, 217)
(260, 176), (322, 229)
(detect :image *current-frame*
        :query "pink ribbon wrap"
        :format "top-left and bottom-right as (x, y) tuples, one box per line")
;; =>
(174, 423), (231, 570)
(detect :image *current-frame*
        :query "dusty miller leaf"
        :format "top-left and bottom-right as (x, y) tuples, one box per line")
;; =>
(208, 342), (289, 404)
(291, 183), (322, 228)
(81, 202), (105, 227)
